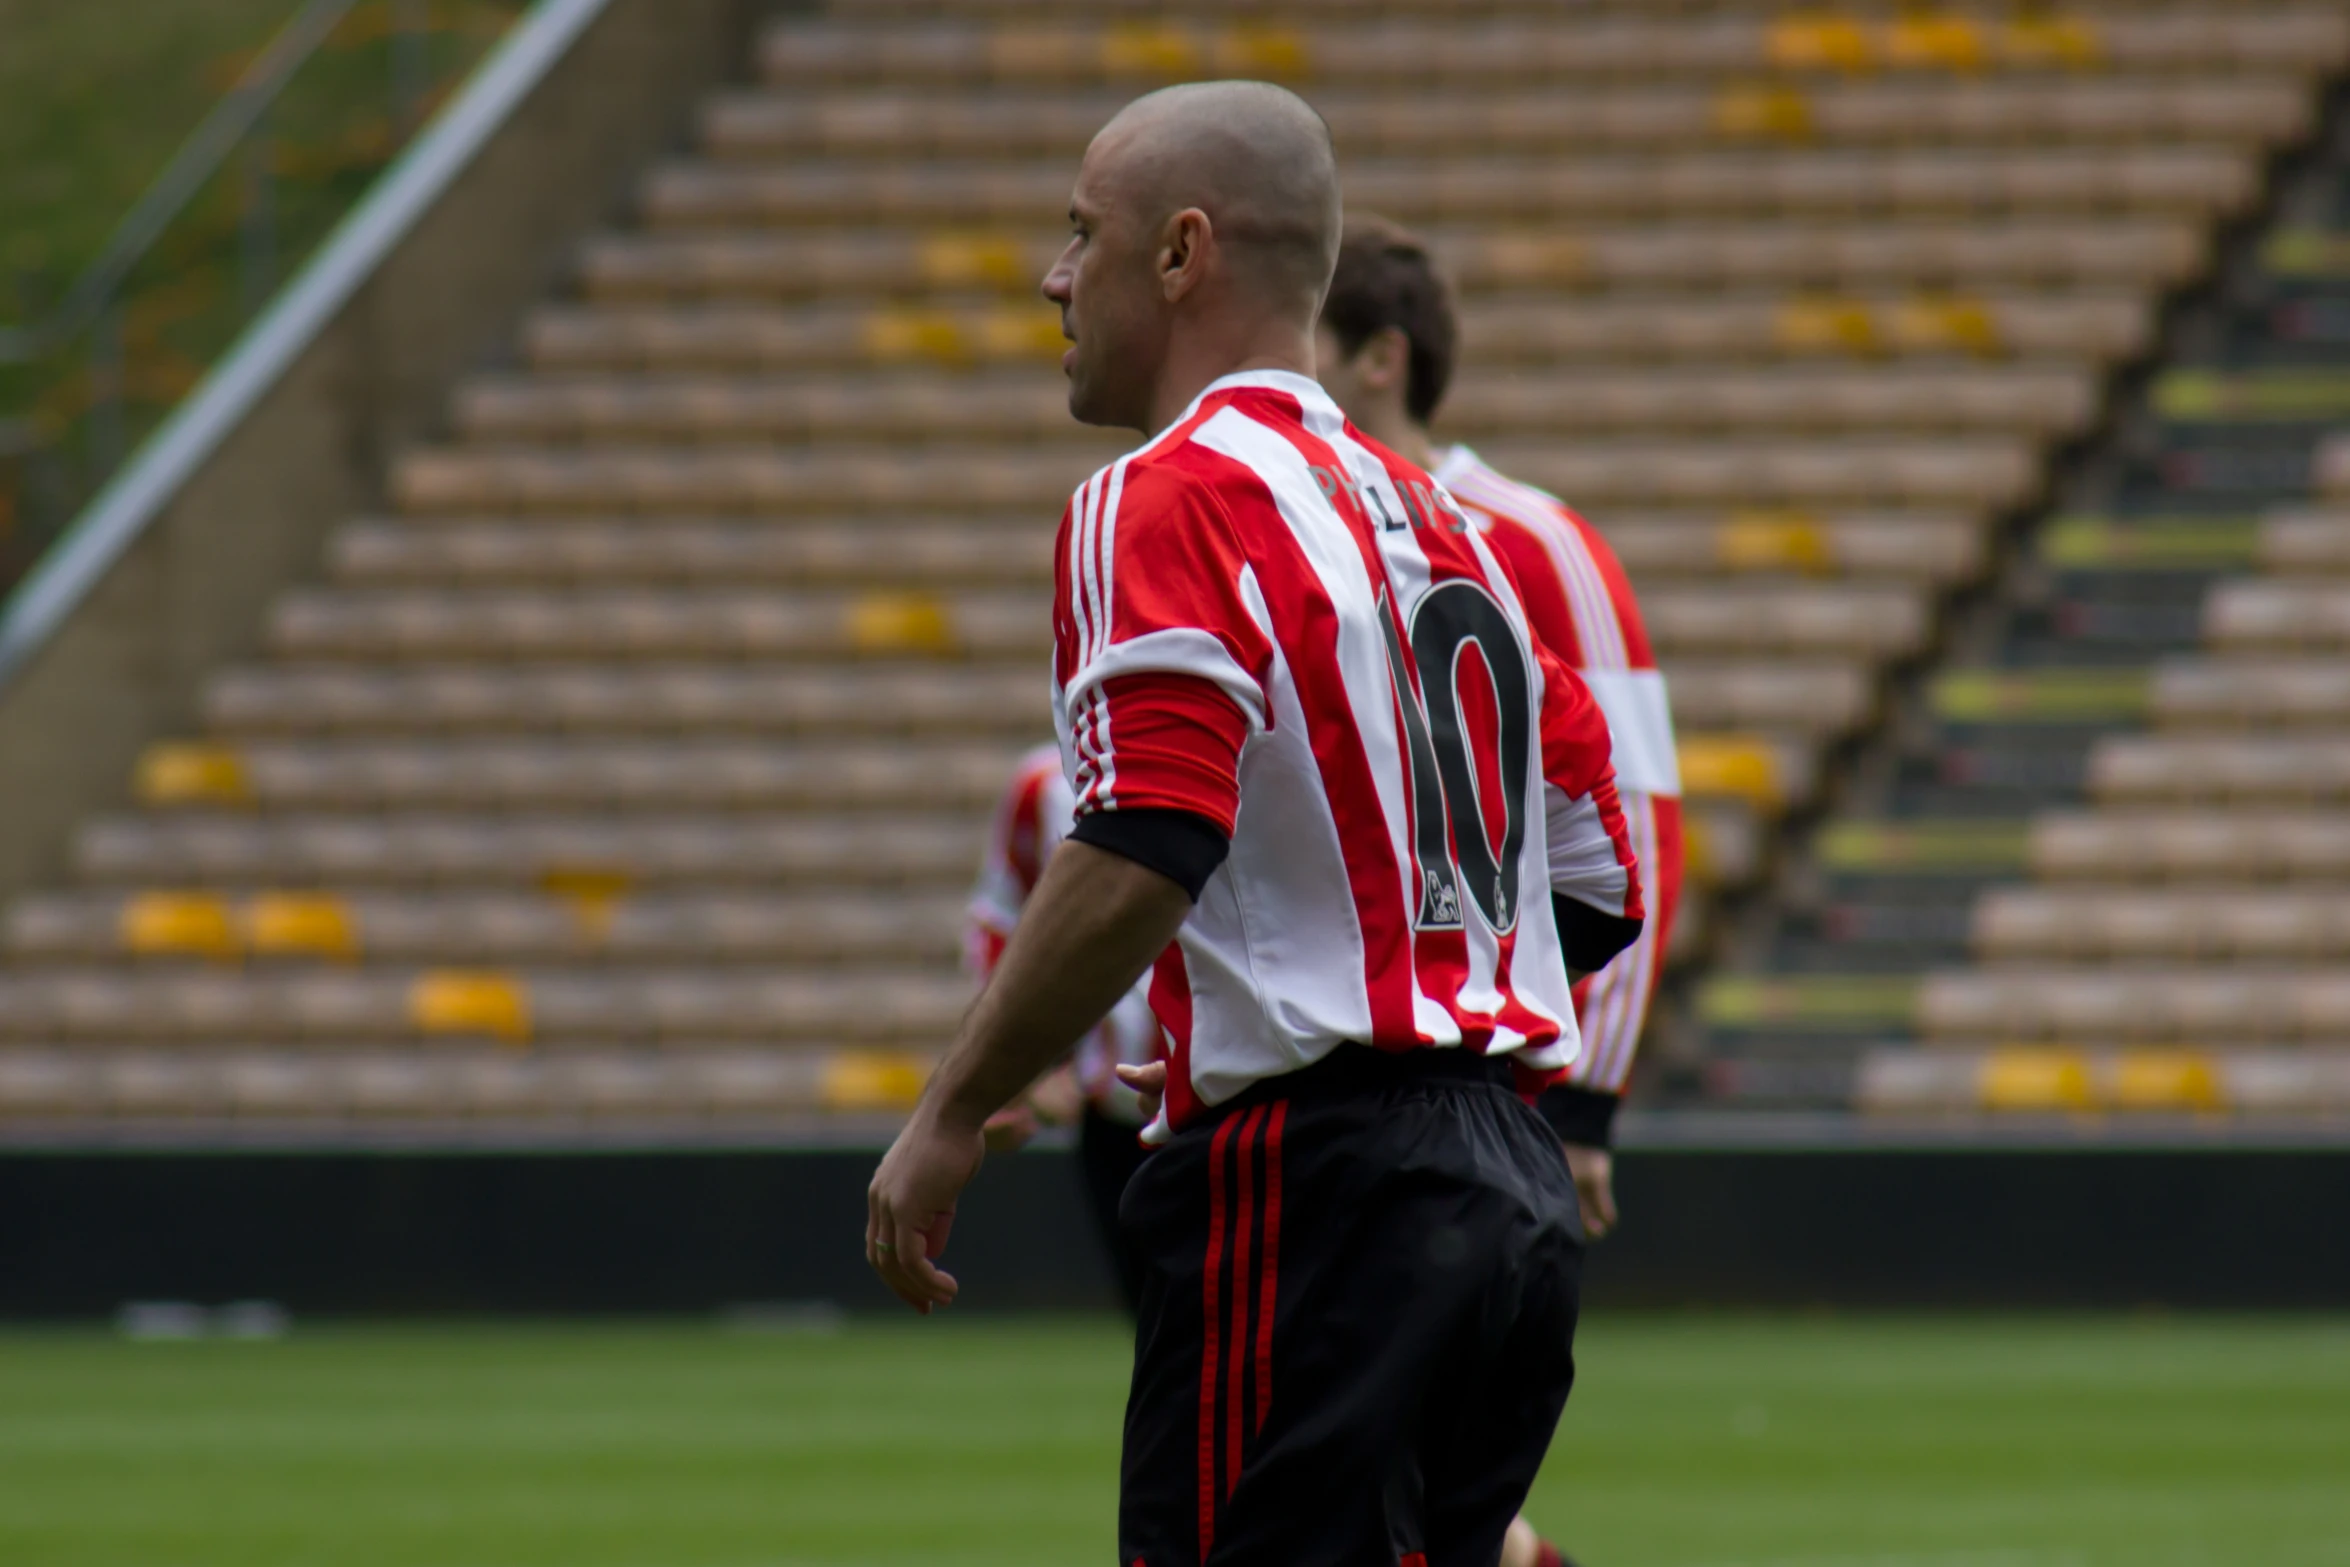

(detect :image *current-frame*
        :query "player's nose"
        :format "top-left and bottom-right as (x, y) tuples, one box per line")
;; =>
(1040, 249), (1076, 306)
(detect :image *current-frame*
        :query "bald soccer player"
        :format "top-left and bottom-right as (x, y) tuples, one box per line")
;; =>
(866, 83), (1645, 1567)
(1316, 220), (1690, 1567)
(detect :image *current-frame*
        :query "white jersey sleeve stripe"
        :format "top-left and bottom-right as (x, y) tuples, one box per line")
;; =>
(1080, 467), (1109, 666)
(1064, 629), (1273, 734)
(1544, 786), (1634, 917)
(1579, 669), (1682, 798)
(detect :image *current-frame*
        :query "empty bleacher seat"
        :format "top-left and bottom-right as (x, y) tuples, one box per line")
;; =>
(1916, 967), (2350, 1043)
(1973, 886), (2350, 960)
(2150, 657), (2350, 727)
(700, 80), (2311, 161)
(75, 813), (986, 889)
(2203, 581), (2350, 649)
(2030, 810), (2350, 880)
(755, 16), (2350, 88)
(2087, 735), (2350, 802)
(202, 664), (1054, 737)
(643, 150), (2259, 229)
(10, 0), (2336, 1126)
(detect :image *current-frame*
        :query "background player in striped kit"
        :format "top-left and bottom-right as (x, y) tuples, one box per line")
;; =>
(1316, 217), (1686, 1233)
(965, 741), (1158, 1309)
(869, 82), (1646, 1566)
(1317, 217), (1686, 1567)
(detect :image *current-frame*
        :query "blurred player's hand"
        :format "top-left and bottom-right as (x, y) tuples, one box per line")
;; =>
(867, 1109), (984, 1313)
(1562, 1142), (1618, 1240)
(1114, 1061), (1167, 1124)
(1026, 1062), (1084, 1126)
(981, 1104), (1039, 1154)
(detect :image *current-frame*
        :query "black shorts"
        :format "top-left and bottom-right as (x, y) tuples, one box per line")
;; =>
(1079, 1103), (1153, 1315)
(1116, 1046), (1585, 1567)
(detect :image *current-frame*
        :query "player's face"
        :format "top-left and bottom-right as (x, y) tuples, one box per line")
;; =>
(1042, 141), (1171, 433)
(1313, 322), (1411, 446)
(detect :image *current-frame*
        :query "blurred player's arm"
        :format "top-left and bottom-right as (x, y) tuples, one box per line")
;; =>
(1533, 644), (1643, 979)
(1523, 645), (1643, 1238)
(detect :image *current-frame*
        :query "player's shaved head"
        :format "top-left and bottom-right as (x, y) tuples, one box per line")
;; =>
(1042, 81), (1341, 433)
(1090, 82), (1341, 316)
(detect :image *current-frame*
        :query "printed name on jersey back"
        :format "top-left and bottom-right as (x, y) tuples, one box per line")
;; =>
(1048, 371), (1642, 1132)
(1304, 460), (1469, 538)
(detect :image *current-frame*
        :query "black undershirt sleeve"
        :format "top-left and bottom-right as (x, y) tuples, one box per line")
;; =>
(1069, 808), (1232, 902)
(1551, 892), (1643, 978)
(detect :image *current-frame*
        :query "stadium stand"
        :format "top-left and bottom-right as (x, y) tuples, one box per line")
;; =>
(1712, 93), (2350, 1121)
(1, 1), (2345, 1128)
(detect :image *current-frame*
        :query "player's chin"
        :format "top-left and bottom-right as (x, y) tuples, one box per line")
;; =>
(1064, 371), (1112, 428)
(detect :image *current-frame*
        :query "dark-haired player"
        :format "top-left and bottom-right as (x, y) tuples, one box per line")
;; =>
(1317, 216), (1687, 1567)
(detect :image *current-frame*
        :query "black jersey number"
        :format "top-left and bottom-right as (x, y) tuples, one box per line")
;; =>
(1378, 580), (1534, 934)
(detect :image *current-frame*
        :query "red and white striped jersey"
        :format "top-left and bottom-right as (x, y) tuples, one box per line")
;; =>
(1435, 445), (1686, 1095)
(1050, 371), (1642, 1136)
(966, 742), (1159, 1123)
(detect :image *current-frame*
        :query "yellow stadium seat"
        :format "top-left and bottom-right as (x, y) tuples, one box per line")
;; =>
(1713, 87), (1814, 142)
(2001, 17), (2101, 70)
(1775, 299), (1880, 355)
(2110, 1050), (2225, 1114)
(1767, 18), (1872, 74)
(1677, 737), (1786, 811)
(1212, 26), (1307, 79)
(136, 743), (250, 806)
(861, 310), (971, 364)
(409, 971), (532, 1044)
(1719, 511), (1834, 573)
(1890, 296), (2003, 356)
(119, 893), (241, 961)
(1979, 1048), (2094, 1113)
(973, 311), (1066, 360)
(1887, 16), (1985, 73)
(849, 593), (957, 654)
(540, 867), (634, 939)
(917, 233), (1027, 289)
(1100, 25), (1201, 78)
(246, 894), (360, 961)
(822, 1050), (932, 1111)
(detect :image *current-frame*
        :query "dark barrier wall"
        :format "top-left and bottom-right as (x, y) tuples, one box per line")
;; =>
(3, 1146), (2347, 1316)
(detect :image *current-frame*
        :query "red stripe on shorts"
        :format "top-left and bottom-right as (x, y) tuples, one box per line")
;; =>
(1197, 1112), (1241, 1561)
(1253, 1100), (1287, 1434)
(1225, 1105), (1267, 1500)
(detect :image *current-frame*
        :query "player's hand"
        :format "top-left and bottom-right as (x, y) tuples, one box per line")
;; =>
(981, 1103), (1039, 1154)
(1114, 1061), (1167, 1124)
(1562, 1142), (1618, 1240)
(1026, 1063), (1084, 1127)
(866, 1107), (985, 1313)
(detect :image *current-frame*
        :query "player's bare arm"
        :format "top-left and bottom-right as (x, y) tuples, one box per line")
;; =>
(866, 842), (1191, 1313)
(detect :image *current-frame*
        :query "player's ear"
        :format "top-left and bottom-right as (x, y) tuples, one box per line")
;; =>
(1158, 207), (1213, 303)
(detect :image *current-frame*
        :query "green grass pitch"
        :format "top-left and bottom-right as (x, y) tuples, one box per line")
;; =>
(2, 1315), (2345, 1567)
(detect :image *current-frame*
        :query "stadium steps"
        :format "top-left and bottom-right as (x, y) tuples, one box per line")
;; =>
(1704, 110), (2350, 1119)
(3, 0), (2345, 1128)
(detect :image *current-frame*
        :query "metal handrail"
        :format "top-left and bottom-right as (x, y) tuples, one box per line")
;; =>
(0, 0), (609, 693)
(0, 0), (363, 365)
